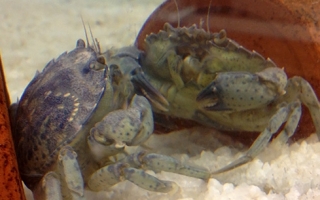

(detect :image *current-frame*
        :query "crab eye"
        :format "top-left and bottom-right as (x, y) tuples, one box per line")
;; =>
(89, 61), (106, 71)
(76, 39), (85, 48)
(97, 56), (106, 65)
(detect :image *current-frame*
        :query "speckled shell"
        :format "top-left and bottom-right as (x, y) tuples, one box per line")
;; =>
(14, 43), (106, 189)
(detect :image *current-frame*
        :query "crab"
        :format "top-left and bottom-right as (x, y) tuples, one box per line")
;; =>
(11, 37), (214, 199)
(130, 23), (320, 173)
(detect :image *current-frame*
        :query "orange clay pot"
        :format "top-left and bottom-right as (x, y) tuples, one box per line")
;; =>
(0, 55), (26, 200)
(136, 0), (320, 142)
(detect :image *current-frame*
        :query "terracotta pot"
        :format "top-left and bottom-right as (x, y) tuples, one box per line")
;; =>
(136, 0), (320, 141)
(0, 55), (26, 200)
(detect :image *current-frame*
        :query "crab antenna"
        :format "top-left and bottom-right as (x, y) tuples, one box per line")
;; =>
(88, 24), (98, 52)
(95, 38), (101, 54)
(206, 0), (213, 32)
(81, 16), (90, 47)
(173, 0), (180, 27)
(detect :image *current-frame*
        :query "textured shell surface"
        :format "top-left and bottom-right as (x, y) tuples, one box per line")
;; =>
(141, 23), (278, 131)
(14, 43), (106, 188)
(142, 23), (273, 85)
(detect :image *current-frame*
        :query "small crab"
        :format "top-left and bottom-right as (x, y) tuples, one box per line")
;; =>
(130, 23), (320, 173)
(11, 37), (213, 199)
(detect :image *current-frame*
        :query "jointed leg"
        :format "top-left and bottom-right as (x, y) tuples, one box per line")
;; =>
(212, 103), (290, 174)
(87, 151), (210, 193)
(33, 172), (62, 200)
(58, 146), (84, 200)
(33, 146), (85, 200)
(284, 77), (320, 139)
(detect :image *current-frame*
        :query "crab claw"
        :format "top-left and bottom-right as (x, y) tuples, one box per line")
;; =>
(197, 70), (284, 112)
(131, 69), (169, 112)
(196, 81), (228, 111)
(103, 46), (169, 112)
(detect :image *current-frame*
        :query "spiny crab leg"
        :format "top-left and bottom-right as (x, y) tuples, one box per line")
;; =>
(212, 76), (320, 174)
(212, 100), (300, 174)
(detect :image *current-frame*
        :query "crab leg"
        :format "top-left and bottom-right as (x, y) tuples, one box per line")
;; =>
(87, 162), (178, 193)
(87, 93), (210, 192)
(212, 102), (292, 174)
(87, 151), (210, 192)
(122, 151), (210, 180)
(280, 77), (320, 139)
(33, 172), (62, 200)
(33, 146), (85, 200)
(274, 100), (301, 143)
(58, 146), (84, 199)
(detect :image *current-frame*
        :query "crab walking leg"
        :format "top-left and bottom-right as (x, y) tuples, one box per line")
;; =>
(87, 152), (210, 192)
(121, 151), (210, 180)
(284, 77), (320, 139)
(33, 172), (63, 200)
(58, 146), (85, 200)
(87, 162), (178, 193)
(212, 104), (290, 174)
(32, 146), (85, 200)
(274, 100), (301, 143)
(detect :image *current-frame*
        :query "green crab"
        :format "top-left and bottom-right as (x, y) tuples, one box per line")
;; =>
(132, 23), (320, 173)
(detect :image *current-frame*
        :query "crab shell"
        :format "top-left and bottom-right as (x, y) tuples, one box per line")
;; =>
(135, 0), (320, 141)
(13, 42), (108, 190)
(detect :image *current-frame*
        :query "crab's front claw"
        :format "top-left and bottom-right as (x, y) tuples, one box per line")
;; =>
(104, 46), (169, 112)
(196, 80), (224, 111)
(131, 69), (169, 112)
(197, 68), (287, 112)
